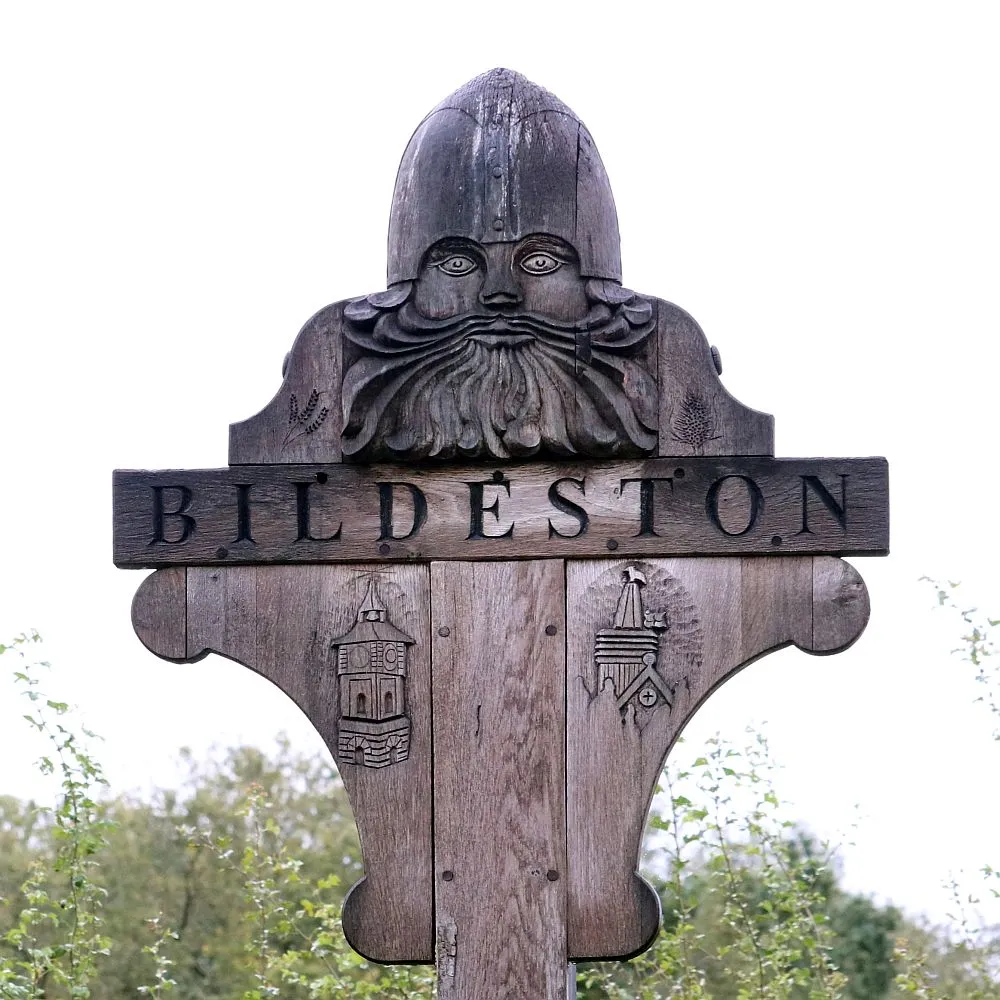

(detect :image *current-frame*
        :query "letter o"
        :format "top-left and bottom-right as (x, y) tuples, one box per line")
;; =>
(706, 475), (764, 537)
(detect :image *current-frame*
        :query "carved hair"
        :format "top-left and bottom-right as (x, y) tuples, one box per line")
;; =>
(341, 280), (657, 462)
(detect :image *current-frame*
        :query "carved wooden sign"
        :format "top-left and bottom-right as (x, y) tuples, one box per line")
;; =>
(113, 458), (887, 565)
(115, 68), (888, 998)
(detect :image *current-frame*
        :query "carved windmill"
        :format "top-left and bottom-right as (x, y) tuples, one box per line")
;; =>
(115, 68), (888, 998)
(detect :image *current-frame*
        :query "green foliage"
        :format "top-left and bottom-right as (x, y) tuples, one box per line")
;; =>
(578, 733), (853, 999)
(924, 579), (1000, 741)
(0, 632), (111, 998)
(2, 614), (999, 998)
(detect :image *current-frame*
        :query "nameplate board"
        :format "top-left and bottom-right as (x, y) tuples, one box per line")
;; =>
(113, 457), (888, 566)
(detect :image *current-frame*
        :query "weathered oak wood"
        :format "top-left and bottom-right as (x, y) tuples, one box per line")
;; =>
(132, 565), (435, 963)
(130, 566), (187, 661)
(117, 65), (889, 998)
(658, 301), (774, 457)
(113, 456), (888, 567)
(229, 304), (344, 465)
(565, 555), (869, 960)
(222, 292), (776, 469)
(431, 560), (568, 997)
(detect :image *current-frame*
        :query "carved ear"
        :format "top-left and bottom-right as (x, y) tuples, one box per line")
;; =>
(369, 283), (412, 309)
(586, 277), (635, 305)
(344, 283), (413, 324)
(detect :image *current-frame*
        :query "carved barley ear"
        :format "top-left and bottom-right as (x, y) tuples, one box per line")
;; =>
(284, 388), (328, 446)
(671, 390), (718, 452)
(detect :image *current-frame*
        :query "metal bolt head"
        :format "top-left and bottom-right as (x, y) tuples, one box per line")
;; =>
(710, 345), (723, 375)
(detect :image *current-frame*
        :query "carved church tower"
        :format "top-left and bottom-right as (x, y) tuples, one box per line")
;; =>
(594, 567), (672, 715)
(332, 581), (414, 768)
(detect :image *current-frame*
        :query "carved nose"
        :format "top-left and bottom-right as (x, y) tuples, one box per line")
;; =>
(479, 269), (522, 308)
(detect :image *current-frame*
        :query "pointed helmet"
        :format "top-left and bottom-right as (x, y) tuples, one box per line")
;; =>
(387, 67), (622, 285)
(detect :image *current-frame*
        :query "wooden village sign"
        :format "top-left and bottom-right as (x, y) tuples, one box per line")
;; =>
(113, 69), (888, 998)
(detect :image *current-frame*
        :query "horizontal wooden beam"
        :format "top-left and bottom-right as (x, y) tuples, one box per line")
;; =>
(113, 457), (888, 567)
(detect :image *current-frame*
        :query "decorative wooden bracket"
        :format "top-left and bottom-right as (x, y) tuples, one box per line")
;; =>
(132, 553), (867, 976)
(565, 555), (868, 960)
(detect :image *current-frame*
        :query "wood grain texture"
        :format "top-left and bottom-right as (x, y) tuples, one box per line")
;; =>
(565, 556), (869, 960)
(431, 560), (568, 998)
(657, 300), (774, 457)
(228, 303), (344, 465)
(131, 564), (434, 963)
(131, 567), (187, 661)
(113, 457), (889, 567)
(387, 68), (621, 284)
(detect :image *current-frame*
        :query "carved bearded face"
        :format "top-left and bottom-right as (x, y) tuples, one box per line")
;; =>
(339, 70), (658, 463)
(340, 247), (657, 462)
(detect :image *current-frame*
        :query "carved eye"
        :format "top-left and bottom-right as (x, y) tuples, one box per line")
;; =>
(520, 253), (562, 275)
(436, 255), (478, 276)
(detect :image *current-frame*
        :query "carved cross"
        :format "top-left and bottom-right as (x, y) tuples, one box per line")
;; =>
(114, 68), (888, 999)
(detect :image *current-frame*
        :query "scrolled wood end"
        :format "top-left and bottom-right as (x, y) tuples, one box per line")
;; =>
(130, 568), (188, 662)
(809, 557), (870, 654)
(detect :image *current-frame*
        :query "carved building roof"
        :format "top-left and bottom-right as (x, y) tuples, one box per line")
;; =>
(331, 582), (414, 647)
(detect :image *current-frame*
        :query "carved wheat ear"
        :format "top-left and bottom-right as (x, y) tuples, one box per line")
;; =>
(284, 388), (329, 446)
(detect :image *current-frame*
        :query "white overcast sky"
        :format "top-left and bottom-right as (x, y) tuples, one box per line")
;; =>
(1, 3), (998, 930)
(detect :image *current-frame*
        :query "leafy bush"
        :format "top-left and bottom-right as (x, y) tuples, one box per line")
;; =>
(2, 607), (997, 998)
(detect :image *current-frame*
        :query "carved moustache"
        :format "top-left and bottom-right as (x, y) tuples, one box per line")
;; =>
(341, 297), (658, 462)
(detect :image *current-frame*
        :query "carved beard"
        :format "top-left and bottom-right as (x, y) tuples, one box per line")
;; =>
(341, 287), (658, 461)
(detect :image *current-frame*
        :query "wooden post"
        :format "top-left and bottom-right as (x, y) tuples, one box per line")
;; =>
(115, 67), (888, 998)
(432, 561), (566, 997)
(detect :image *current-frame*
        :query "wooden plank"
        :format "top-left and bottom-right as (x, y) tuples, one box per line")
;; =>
(565, 558), (739, 960)
(565, 556), (869, 960)
(113, 456), (889, 567)
(228, 303), (344, 465)
(431, 560), (567, 998)
(134, 564), (435, 964)
(811, 556), (871, 651)
(130, 567), (187, 660)
(187, 566), (257, 665)
(740, 556), (813, 655)
(251, 565), (433, 962)
(657, 300), (774, 457)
